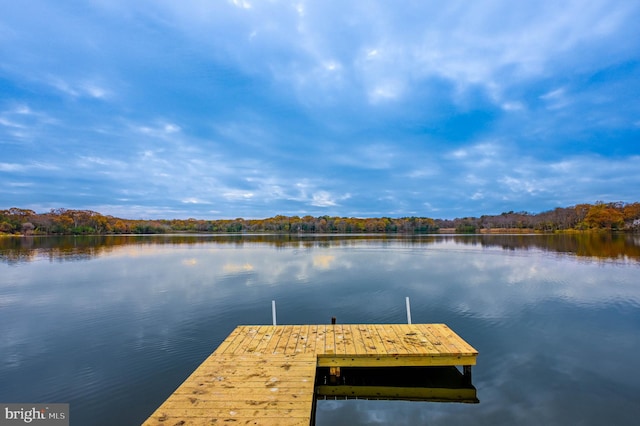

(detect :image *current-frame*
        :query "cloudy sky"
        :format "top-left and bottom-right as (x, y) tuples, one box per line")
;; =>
(1, 0), (639, 219)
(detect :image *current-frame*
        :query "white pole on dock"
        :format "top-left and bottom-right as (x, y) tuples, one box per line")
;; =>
(405, 296), (412, 324)
(272, 300), (277, 326)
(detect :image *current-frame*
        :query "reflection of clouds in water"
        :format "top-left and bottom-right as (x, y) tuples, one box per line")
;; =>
(222, 262), (254, 273)
(2, 238), (640, 424)
(313, 255), (335, 269)
(4, 242), (639, 318)
(399, 250), (640, 320)
(317, 399), (440, 425)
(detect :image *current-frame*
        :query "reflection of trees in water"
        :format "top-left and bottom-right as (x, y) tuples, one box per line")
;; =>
(454, 233), (640, 262)
(0, 235), (123, 265)
(1, 233), (639, 264)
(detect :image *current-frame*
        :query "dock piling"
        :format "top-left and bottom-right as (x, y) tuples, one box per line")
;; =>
(271, 300), (277, 325)
(406, 296), (412, 324)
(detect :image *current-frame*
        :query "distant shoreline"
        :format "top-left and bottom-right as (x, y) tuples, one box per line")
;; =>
(2, 202), (639, 236)
(0, 228), (633, 237)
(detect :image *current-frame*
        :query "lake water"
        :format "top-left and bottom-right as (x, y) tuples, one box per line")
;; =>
(1, 234), (639, 425)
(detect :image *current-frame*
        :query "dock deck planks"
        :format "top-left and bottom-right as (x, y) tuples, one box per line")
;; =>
(143, 324), (477, 425)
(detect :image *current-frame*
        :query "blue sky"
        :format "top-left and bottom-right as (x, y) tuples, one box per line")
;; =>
(1, 0), (639, 219)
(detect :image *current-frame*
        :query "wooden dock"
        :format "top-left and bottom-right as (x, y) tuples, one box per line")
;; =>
(143, 324), (477, 425)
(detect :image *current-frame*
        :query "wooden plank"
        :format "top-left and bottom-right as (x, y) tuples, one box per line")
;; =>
(157, 399), (308, 409)
(273, 326), (294, 354)
(397, 324), (439, 355)
(206, 354), (314, 365)
(334, 324), (348, 355)
(244, 326), (275, 354)
(372, 324), (400, 355)
(174, 375), (315, 388)
(415, 324), (448, 355)
(388, 324), (419, 355)
(325, 324), (336, 355)
(147, 407), (312, 417)
(405, 324), (441, 354)
(296, 324), (310, 353)
(314, 324), (326, 354)
(185, 372), (315, 385)
(341, 324), (358, 355)
(171, 389), (316, 402)
(144, 414), (310, 426)
(263, 325), (287, 355)
(212, 326), (244, 355)
(249, 325), (277, 354)
(294, 325), (307, 354)
(193, 364), (316, 378)
(350, 325), (369, 355)
(316, 354), (477, 367)
(425, 324), (467, 355)
(303, 324), (318, 354)
(173, 385), (315, 399)
(222, 325), (250, 354)
(284, 325), (303, 355)
(437, 324), (478, 355)
(144, 409), (312, 425)
(228, 326), (259, 355)
(425, 324), (461, 354)
(359, 324), (386, 352)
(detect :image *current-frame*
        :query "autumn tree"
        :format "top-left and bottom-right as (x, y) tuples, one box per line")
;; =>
(582, 203), (625, 230)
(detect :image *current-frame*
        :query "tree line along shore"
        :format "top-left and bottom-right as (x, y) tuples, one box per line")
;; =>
(1, 202), (639, 236)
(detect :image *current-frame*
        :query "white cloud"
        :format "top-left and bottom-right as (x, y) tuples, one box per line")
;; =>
(181, 198), (211, 205)
(0, 104), (56, 138)
(310, 191), (337, 207)
(0, 163), (26, 172)
(368, 81), (403, 103)
(500, 176), (542, 195)
(501, 102), (525, 111)
(540, 87), (571, 110)
(406, 167), (439, 179)
(0, 162), (59, 172)
(47, 77), (111, 100)
(447, 142), (502, 166)
(77, 156), (127, 168)
(333, 143), (398, 170)
(163, 123), (180, 133)
(134, 121), (182, 138)
(323, 60), (340, 71)
(229, 0), (252, 10)
(6, 181), (34, 187)
(223, 190), (254, 200)
(82, 83), (109, 99)
(14, 105), (32, 115)
(0, 118), (25, 128)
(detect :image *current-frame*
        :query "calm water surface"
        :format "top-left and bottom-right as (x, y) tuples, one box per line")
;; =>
(1, 234), (639, 425)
